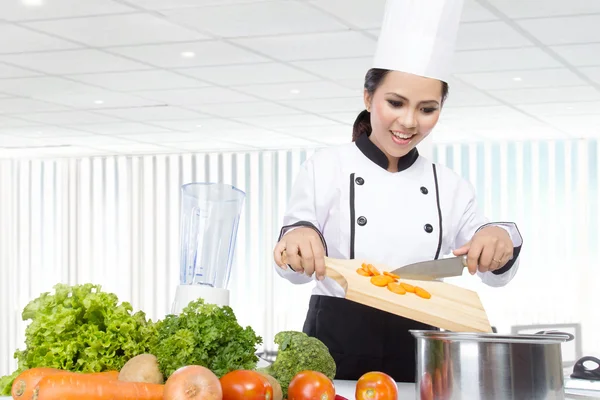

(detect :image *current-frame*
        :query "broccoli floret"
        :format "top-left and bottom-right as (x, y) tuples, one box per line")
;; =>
(258, 331), (336, 398)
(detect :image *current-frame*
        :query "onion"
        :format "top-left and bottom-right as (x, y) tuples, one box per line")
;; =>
(164, 365), (223, 400)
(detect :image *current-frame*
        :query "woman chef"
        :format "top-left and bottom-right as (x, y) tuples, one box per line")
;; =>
(272, 0), (523, 382)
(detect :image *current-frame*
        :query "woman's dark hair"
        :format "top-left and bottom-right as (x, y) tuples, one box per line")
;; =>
(352, 68), (450, 142)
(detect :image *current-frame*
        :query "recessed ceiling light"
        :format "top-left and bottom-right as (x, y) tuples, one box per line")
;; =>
(513, 77), (522, 81)
(181, 51), (196, 58)
(94, 100), (104, 104)
(195, 124), (202, 128)
(290, 89), (301, 94)
(566, 106), (574, 110)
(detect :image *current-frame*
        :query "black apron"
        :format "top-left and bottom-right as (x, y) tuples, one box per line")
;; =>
(302, 294), (435, 382)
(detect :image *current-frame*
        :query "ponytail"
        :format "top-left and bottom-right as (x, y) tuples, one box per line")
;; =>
(352, 109), (371, 142)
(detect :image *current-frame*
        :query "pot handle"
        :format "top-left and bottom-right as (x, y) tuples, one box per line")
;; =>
(570, 356), (600, 381)
(534, 330), (575, 341)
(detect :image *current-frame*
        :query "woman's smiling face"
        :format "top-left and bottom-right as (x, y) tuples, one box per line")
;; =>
(365, 70), (445, 166)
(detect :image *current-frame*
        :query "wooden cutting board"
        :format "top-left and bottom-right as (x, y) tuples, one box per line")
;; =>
(282, 255), (492, 333)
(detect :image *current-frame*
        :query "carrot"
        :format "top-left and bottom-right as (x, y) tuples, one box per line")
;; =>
(357, 268), (371, 277)
(367, 264), (380, 276)
(32, 373), (164, 400)
(383, 271), (400, 280)
(370, 275), (394, 287)
(415, 286), (432, 299)
(400, 282), (416, 293)
(387, 282), (406, 295)
(12, 368), (118, 399)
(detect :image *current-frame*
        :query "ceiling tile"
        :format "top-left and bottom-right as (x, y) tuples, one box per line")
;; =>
(223, 130), (321, 149)
(191, 101), (301, 118)
(109, 41), (268, 68)
(233, 114), (341, 129)
(67, 122), (172, 135)
(580, 67), (600, 85)
(442, 81), (501, 107)
(515, 101), (600, 118)
(147, 118), (246, 131)
(0, 24), (80, 54)
(456, 21), (533, 50)
(0, 133), (48, 148)
(134, 87), (259, 105)
(0, 126), (93, 138)
(517, 15), (600, 45)
(290, 57), (372, 82)
(319, 112), (358, 125)
(488, 86), (600, 105)
(162, 140), (254, 152)
(550, 44), (600, 68)
(33, 90), (163, 109)
(23, 13), (209, 47)
(68, 70), (208, 92)
(275, 124), (350, 139)
(178, 63), (319, 86)
(487, 0), (600, 19)
(460, 0), (498, 22)
(441, 105), (544, 127)
(280, 97), (364, 113)
(451, 47), (562, 73)
(0, 116), (43, 128)
(0, 98), (66, 114)
(231, 31), (376, 61)
(125, 0), (271, 10)
(307, 0), (386, 29)
(163, 2), (348, 38)
(454, 68), (588, 90)
(1, 0), (136, 21)
(0, 63), (41, 78)
(88, 143), (175, 154)
(95, 105), (207, 121)
(42, 135), (145, 146)
(537, 115), (600, 137)
(0, 76), (96, 97)
(234, 81), (357, 101)
(16, 110), (120, 125)
(0, 49), (151, 74)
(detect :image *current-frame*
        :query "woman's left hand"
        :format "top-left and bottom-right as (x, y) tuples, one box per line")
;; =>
(453, 226), (513, 275)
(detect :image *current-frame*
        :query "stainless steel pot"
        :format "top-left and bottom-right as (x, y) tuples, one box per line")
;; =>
(411, 329), (575, 400)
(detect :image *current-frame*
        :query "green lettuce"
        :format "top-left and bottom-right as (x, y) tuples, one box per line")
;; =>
(0, 283), (156, 395)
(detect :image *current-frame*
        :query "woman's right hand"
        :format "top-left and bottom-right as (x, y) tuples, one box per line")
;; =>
(273, 227), (326, 280)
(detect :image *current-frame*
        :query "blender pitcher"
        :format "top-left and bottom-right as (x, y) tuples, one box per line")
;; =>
(171, 182), (245, 314)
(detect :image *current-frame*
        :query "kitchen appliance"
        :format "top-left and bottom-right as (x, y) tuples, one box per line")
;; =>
(565, 356), (600, 398)
(171, 182), (245, 314)
(411, 329), (576, 400)
(280, 254), (492, 332)
(388, 255), (468, 280)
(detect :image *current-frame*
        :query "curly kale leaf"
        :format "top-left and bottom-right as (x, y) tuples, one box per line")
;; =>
(151, 298), (262, 379)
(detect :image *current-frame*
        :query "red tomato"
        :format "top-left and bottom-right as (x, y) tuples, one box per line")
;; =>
(287, 371), (336, 400)
(355, 371), (398, 400)
(220, 370), (273, 400)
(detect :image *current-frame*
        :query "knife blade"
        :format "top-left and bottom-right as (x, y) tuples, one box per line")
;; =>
(389, 255), (468, 281)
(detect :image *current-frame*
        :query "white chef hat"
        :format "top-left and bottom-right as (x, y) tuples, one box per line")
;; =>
(372, 0), (465, 82)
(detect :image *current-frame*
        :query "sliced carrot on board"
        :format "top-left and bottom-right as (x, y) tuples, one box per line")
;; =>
(415, 286), (432, 299)
(400, 282), (416, 293)
(367, 264), (381, 276)
(357, 268), (371, 277)
(370, 275), (394, 287)
(383, 271), (400, 280)
(387, 282), (406, 295)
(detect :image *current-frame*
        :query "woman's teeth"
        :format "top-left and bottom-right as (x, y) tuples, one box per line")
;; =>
(391, 131), (413, 140)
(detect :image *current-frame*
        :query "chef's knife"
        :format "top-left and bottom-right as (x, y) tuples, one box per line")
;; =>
(389, 255), (468, 281)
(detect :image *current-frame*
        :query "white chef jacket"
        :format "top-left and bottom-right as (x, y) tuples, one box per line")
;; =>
(275, 135), (523, 298)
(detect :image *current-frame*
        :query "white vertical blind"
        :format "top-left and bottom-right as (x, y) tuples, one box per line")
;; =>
(1, 139), (599, 377)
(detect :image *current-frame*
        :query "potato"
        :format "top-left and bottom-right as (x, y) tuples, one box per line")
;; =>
(258, 371), (283, 400)
(118, 354), (164, 384)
